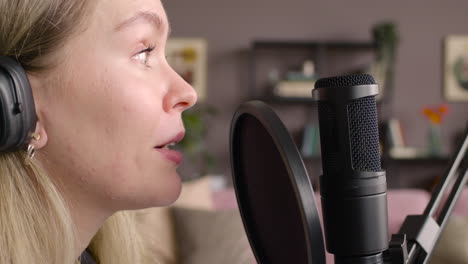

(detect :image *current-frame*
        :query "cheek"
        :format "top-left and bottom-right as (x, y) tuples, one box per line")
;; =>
(73, 67), (162, 135)
(86, 145), (183, 209)
(43, 65), (178, 209)
(74, 73), (164, 167)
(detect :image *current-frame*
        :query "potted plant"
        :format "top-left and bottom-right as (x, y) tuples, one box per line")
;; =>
(177, 104), (217, 180)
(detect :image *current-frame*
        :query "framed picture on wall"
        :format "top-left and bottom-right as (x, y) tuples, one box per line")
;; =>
(166, 38), (207, 102)
(444, 35), (468, 102)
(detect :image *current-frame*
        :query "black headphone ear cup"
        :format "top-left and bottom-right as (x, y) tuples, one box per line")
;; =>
(0, 56), (37, 152)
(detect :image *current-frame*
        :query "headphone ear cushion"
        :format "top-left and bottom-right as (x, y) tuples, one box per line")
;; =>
(0, 56), (37, 153)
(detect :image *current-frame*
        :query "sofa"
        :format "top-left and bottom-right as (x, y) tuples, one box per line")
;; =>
(140, 176), (468, 264)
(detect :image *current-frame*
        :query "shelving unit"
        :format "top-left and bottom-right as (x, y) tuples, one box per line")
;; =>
(248, 39), (381, 180)
(248, 40), (378, 100)
(247, 39), (449, 189)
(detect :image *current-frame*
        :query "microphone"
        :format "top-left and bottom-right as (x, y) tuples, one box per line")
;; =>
(230, 74), (466, 264)
(313, 74), (389, 264)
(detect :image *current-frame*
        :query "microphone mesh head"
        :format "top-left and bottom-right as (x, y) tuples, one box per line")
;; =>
(348, 96), (381, 171)
(315, 74), (382, 173)
(315, 74), (376, 89)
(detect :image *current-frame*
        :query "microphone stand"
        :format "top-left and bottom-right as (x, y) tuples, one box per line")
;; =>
(384, 128), (468, 264)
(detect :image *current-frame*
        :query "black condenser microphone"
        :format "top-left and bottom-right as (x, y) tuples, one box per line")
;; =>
(313, 74), (388, 264)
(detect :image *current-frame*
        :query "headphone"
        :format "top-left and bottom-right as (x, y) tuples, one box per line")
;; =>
(0, 56), (37, 153)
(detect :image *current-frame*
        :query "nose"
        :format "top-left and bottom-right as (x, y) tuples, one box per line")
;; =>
(164, 67), (198, 112)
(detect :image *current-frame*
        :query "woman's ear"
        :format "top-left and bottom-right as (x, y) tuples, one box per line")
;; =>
(26, 73), (48, 150)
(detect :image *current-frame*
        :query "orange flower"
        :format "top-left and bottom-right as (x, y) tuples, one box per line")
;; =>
(422, 104), (450, 124)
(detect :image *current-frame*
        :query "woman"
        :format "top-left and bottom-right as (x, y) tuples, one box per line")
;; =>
(0, 0), (197, 263)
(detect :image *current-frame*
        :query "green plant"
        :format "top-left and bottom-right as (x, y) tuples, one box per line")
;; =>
(178, 104), (217, 176)
(372, 22), (399, 102)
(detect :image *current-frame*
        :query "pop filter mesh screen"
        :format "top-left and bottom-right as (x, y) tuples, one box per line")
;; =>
(233, 114), (309, 264)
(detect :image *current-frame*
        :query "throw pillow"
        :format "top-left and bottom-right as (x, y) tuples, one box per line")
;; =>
(172, 207), (256, 264)
(430, 216), (468, 264)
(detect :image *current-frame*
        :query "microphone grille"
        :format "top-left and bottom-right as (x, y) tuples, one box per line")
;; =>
(348, 96), (382, 171)
(315, 74), (376, 89)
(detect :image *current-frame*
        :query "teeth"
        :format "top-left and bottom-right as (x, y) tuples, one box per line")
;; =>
(161, 142), (176, 149)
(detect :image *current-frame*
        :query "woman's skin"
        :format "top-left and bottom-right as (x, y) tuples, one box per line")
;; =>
(28, 0), (197, 257)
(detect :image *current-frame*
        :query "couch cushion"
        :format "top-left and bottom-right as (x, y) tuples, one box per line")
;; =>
(172, 207), (255, 264)
(136, 207), (177, 264)
(430, 216), (468, 264)
(137, 176), (215, 264)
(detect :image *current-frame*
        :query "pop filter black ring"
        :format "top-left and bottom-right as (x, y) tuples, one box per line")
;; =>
(230, 100), (326, 264)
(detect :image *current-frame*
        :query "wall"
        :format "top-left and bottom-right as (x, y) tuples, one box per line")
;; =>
(164, 0), (468, 184)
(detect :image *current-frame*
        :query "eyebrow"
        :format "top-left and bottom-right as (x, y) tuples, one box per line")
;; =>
(114, 11), (170, 34)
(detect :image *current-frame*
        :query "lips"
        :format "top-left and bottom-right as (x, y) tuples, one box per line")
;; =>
(155, 131), (185, 149)
(155, 148), (183, 164)
(154, 131), (185, 165)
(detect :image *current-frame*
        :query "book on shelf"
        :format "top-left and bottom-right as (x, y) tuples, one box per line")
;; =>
(273, 80), (316, 98)
(388, 147), (426, 159)
(386, 119), (406, 148)
(301, 124), (320, 158)
(388, 147), (448, 160)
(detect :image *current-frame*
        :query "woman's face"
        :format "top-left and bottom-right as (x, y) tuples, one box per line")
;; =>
(34, 0), (197, 211)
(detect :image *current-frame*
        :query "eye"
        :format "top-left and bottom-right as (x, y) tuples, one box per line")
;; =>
(133, 45), (155, 66)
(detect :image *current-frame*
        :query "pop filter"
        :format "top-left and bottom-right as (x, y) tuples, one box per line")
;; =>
(230, 101), (325, 264)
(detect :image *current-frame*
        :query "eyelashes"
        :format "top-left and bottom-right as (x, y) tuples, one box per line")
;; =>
(140, 45), (155, 55)
(133, 44), (156, 67)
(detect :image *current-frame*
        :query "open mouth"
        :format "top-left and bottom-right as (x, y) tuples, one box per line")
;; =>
(154, 131), (185, 151)
(154, 141), (183, 164)
(155, 142), (176, 149)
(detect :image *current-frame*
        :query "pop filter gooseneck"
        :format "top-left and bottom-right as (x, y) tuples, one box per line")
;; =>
(230, 101), (325, 264)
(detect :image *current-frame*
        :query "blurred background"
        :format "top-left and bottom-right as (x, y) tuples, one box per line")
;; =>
(154, 2), (468, 264)
(165, 0), (468, 190)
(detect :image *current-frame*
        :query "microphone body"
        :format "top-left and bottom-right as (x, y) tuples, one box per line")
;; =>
(313, 74), (388, 264)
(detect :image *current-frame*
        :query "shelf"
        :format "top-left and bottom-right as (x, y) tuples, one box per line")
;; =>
(384, 147), (451, 164)
(384, 155), (450, 164)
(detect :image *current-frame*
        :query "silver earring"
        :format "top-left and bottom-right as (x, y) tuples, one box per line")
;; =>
(24, 144), (36, 165)
(27, 144), (36, 159)
(25, 133), (40, 165)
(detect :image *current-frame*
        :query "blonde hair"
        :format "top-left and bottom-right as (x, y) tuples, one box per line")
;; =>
(0, 0), (152, 263)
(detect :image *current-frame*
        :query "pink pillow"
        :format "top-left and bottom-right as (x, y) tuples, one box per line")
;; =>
(212, 188), (238, 210)
(451, 187), (468, 216)
(387, 189), (430, 234)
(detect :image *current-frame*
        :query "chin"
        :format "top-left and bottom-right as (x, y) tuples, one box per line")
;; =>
(146, 171), (183, 208)
(114, 172), (183, 210)
(157, 173), (183, 206)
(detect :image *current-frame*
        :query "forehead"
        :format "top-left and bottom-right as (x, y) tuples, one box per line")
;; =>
(92, 0), (167, 29)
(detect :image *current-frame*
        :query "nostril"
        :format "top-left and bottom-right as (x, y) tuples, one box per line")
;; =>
(176, 101), (194, 111)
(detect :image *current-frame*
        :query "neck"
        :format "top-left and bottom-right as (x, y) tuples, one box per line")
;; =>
(36, 153), (116, 260)
(47, 169), (114, 259)
(69, 199), (112, 257)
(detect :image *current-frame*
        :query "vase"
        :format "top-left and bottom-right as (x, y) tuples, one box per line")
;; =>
(427, 123), (442, 156)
